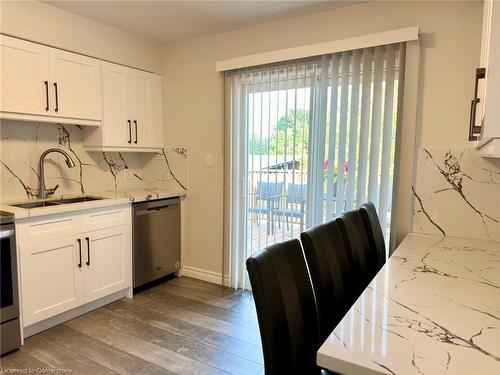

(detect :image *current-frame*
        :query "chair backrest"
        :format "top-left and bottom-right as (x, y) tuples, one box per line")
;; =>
(246, 239), (321, 375)
(360, 201), (386, 267)
(256, 181), (284, 201)
(336, 210), (379, 293)
(287, 183), (307, 204)
(301, 220), (354, 341)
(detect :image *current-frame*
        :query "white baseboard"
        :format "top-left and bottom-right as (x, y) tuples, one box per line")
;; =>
(180, 265), (225, 285)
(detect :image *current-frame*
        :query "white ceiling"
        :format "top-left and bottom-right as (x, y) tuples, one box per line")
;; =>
(43, 1), (360, 44)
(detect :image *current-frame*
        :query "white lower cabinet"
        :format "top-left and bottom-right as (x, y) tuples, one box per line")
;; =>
(17, 204), (132, 327)
(20, 234), (84, 326)
(83, 226), (131, 303)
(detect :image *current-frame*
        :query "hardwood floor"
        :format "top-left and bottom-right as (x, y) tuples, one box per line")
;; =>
(0, 277), (264, 375)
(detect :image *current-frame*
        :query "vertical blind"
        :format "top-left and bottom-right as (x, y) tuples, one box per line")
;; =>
(224, 43), (405, 289)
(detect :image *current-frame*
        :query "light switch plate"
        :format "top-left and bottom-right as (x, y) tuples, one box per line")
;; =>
(205, 154), (214, 168)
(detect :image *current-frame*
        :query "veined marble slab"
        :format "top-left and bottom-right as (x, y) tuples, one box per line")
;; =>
(317, 233), (500, 375)
(412, 148), (500, 242)
(1, 188), (186, 219)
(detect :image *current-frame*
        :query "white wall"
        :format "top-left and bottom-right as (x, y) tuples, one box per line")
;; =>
(161, 1), (484, 278)
(0, 1), (162, 73)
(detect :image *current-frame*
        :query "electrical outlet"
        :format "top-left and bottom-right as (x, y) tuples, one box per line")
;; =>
(123, 168), (135, 179)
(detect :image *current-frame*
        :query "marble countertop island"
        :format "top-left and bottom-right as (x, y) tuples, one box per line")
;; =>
(317, 233), (500, 375)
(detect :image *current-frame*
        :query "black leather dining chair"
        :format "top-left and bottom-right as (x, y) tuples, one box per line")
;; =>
(360, 201), (386, 268)
(246, 239), (333, 375)
(301, 220), (355, 342)
(336, 210), (380, 293)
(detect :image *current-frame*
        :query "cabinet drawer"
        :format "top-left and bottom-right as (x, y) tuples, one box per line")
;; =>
(17, 213), (81, 244)
(82, 205), (131, 232)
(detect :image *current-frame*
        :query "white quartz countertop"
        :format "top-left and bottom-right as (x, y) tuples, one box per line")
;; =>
(1, 188), (186, 219)
(317, 233), (500, 375)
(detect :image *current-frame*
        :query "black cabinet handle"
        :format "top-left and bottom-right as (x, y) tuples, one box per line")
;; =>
(134, 120), (138, 144)
(77, 238), (82, 268)
(44, 81), (49, 111)
(85, 237), (91, 266)
(127, 120), (132, 144)
(53, 82), (59, 112)
(469, 67), (486, 141)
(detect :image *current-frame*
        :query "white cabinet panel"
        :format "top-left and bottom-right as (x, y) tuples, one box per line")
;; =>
(83, 226), (131, 303)
(101, 62), (131, 147)
(482, 0), (500, 140)
(83, 65), (163, 152)
(130, 70), (153, 147)
(82, 205), (130, 232)
(17, 205), (132, 328)
(20, 235), (84, 326)
(475, 0), (500, 157)
(149, 74), (164, 149)
(49, 49), (102, 121)
(0, 35), (50, 116)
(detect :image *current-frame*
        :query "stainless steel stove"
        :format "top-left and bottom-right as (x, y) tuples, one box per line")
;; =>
(1, 210), (21, 355)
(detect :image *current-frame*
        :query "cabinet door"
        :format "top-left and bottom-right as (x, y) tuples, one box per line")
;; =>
(149, 74), (164, 148)
(130, 71), (162, 148)
(102, 62), (132, 146)
(482, 0), (500, 140)
(83, 225), (131, 303)
(49, 49), (102, 121)
(0, 35), (50, 116)
(20, 235), (84, 326)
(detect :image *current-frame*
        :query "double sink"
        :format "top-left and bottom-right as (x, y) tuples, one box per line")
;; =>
(12, 196), (104, 209)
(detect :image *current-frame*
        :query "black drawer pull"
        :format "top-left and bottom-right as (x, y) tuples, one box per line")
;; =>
(77, 238), (82, 268)
(469, 67), (486, 141)
(128, 120), (132, 144)
(54, 82), (59, 112)
(134, 120), (138, 144)
(85, 237), (91, 266)
(44, 81), (49, 111)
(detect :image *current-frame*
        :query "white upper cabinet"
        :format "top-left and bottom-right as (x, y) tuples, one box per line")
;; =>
(0, 35), (102, 126)
(83, 62), (163, 152)
(100, 62), (132, 147)
(48, 48), (102, 121)
(0, 35), (163, 151)
(0, 36), (50, 116)
(472, 0), (500, 157)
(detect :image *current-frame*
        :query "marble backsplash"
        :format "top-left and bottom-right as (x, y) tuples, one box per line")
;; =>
(412, 148), (500, 242)
(0, 121), (187, 201)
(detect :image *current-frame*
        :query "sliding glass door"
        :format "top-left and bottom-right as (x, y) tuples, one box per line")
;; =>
(224, 43), (404, 289)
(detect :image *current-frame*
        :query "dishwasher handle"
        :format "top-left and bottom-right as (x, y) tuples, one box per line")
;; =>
(134, 198), (180, 216)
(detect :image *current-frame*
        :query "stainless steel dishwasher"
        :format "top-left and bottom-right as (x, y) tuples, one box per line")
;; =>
(133, 197), (181, 289)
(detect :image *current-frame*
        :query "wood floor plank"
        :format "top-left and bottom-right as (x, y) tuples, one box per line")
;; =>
(138, 290), (262, 346)
(1, 277), (264, 375)
(85, 308), (262, 375)
(170, 278), (235, 298)
(105, 298), (263, 365)
(0, 348), (51, 370)
(39, 325), (172, 375)
(156, 282), (257, 317)
(179, 362), (232, 375)
(142, 286), (259, 331)
(64, 315), (194, 374)
(22, 335), (118, 374)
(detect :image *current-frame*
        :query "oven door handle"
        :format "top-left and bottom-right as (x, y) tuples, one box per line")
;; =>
(0, 229), (14, 239)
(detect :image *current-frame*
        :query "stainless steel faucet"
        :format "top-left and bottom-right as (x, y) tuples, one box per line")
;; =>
(38, 148), (76, 199)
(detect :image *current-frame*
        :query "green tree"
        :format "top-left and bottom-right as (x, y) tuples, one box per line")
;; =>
(248, 134), (269, 155)
(268, 109), (309, 156)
